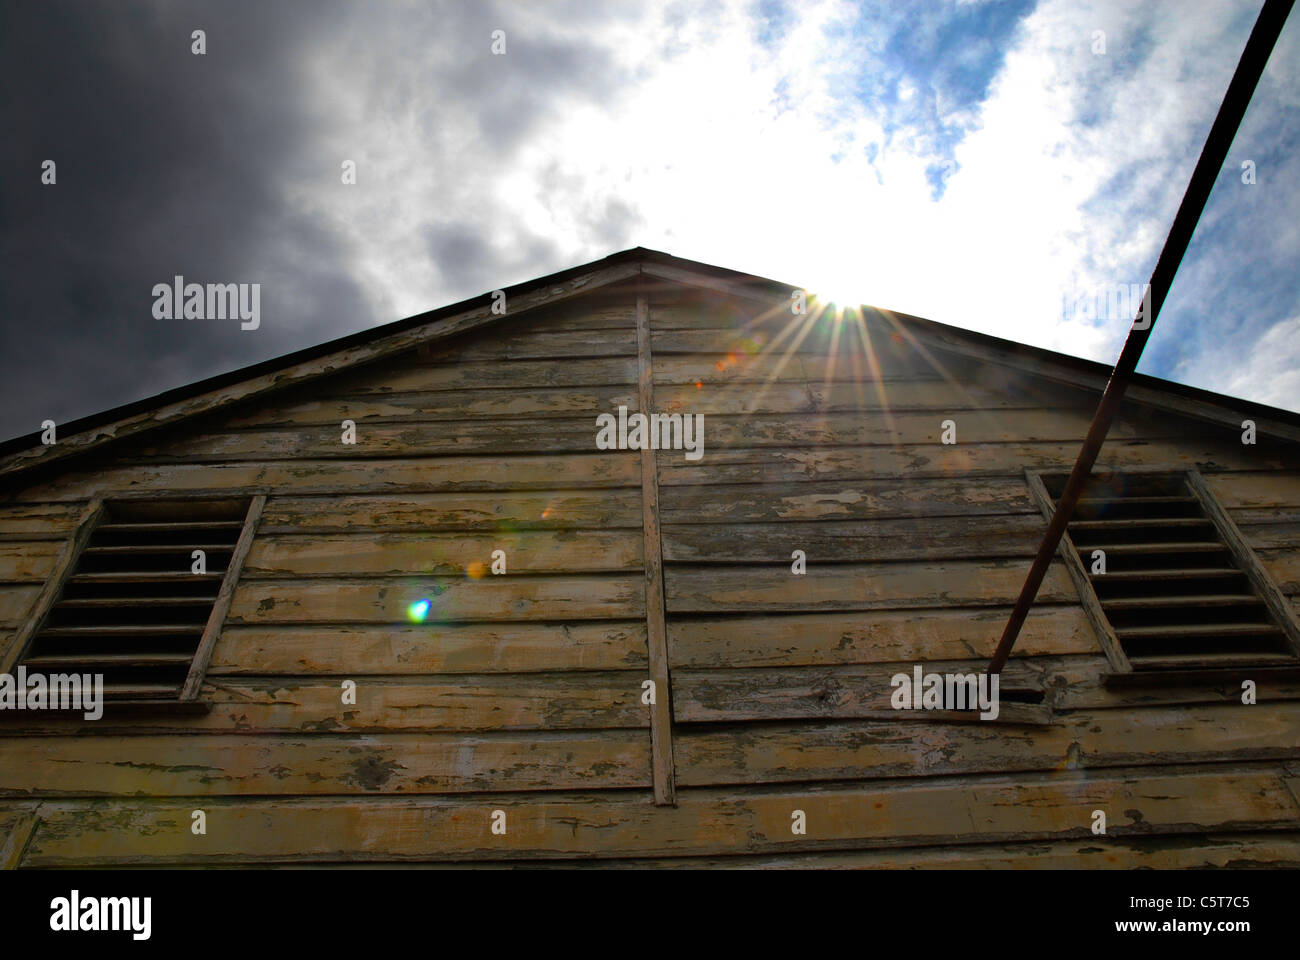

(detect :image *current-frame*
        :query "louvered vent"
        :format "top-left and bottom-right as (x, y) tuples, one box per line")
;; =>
(1043, 473), (1296, 670)
(19, 498), (251, 700)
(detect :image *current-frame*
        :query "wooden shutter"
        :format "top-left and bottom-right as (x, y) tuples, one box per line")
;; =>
(16, 497), (257, 700)
(1041, 472), (1297, 670)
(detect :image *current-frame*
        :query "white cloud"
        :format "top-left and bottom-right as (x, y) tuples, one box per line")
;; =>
(282, 0), (1296, 410)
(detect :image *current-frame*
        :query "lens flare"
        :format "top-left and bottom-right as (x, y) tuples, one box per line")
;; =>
(407, 599), (431, 623)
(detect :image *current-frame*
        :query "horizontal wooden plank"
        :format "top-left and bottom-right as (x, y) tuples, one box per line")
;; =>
(0, 585), (39, 624)
(122, 420), (620, 461)
(695, 409), (1157, 447)
(660, 477), (1034, 523)
(663, 515), (1047, 563)
(267, 670), (636, 732)
(242, 531), (643, 577)
(0, 543), (59, 582)
(422, 329), (637, 361)
(674, 658), (1044, 723)
(1046, 660), (1300, 710)
(651, 353), (933, 385)
(1258, 549), (1300, 595)
(646, 302), (774, 330)
(653, 380), (1045, 415)
(22, 765), (1300, 864)
(675, 705), (1300, 786)
(260, 490), (642, 533)
(434, 834), (1300, 869)
(658, 440), (1287, 485)
(667, 606), (1098, 667)
(0, 731), (651, 797)
(1204, 471), (1300, 509)
(111, 409), (1168, 463)
(337, 358), (638, 393)
(0, 673), (649, 735)
(3, 455), (642, 502)
(228, 576), (644, 623)
(663, 560), (1075, 613)
(1237, 519), (1300, 550)
(220, 386), (640, 427)
(650, 327), (932, 357)
(518, 303), (637, 331)
(0, 502), (85, 540)
(209, 622), (648, 675)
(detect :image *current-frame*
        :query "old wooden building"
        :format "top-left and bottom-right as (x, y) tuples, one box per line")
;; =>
(1, 248), (1298, 868)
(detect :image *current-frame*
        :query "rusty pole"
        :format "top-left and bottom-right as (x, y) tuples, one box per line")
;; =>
(988, 0), (1294, 676)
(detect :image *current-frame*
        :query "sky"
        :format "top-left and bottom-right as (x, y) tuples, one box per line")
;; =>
(1, 0), (1297, 444)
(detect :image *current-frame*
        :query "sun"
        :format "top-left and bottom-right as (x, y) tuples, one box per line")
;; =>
(803, 272), (874, 316)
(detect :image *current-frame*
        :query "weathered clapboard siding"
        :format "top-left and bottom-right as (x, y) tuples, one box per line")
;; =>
(671, 658), (1049, 723)
(336, 358), (639, 393)
(0, 543), (60, 582)
(257, 490), (643, 533)
(654, 380), (1049, 415)
(2, 267), (1300, 869)
(662, 477), (1035, 521)
(120, 421), (625, 461)
(673, 704), (1300, 786)
(663, 560), (1076, 613)
(667, 606), (1097, 668)
(206, 622), (649, 675)
(227, 576), (643, 624)
(0, 455), (642, 503)
(663, 515), (1049, 563)
(241, 531), (643, 577)
(482, 834), (1300, 869)
(221, 386), (639, 427)
(649, 292), (1300, 833)
(0, 731), (652, 796)
(0, 673), (650, 736)
(20, 764), (1300, 865)
(418, 329), (637, 361)
(652, 353), (934, 385)
(0, 503), (85, 540)
(6, 704), (1294, 798)
(1206, 470), (1300, 507)
(0, 295), (656, 868)
(1258, 549), (1300, 595)
(657, 440), (1298, 486)
(99, 409), (1192, 464)
(0, 585), (41, 625)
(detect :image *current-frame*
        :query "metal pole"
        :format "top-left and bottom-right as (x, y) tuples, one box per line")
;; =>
(988, 0), (1294, 676)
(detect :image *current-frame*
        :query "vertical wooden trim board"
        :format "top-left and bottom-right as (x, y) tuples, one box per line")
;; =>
(181, 494), (267, 700)
(637, 292), (677, 805)
(0, 499), (104, 675)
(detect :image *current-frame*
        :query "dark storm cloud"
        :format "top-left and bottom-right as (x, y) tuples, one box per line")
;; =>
(0, 0), (646, 444)
(0, 0), (371, 442)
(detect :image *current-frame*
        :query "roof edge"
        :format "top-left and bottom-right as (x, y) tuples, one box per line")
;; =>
(2, 247), (1296, 482)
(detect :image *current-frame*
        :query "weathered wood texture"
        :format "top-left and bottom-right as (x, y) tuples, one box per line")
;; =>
(2, 281), (1299, 868)
(18, 764), (1300, 865)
